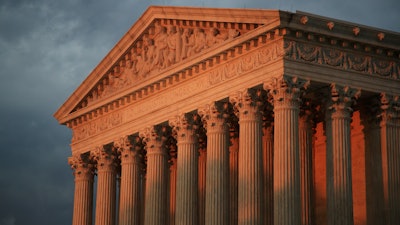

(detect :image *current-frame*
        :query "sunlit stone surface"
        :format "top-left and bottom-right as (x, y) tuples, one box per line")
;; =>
(56, 6), (400, 225)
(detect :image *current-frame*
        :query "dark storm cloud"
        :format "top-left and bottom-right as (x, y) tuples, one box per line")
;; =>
(0, 1), (147, 224)
(0, 0), (398, 225)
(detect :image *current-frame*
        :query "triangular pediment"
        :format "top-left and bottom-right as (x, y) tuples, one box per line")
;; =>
(54, 6), (284, 124)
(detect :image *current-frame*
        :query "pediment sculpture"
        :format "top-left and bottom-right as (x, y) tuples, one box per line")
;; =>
(81, 20), (245, 109)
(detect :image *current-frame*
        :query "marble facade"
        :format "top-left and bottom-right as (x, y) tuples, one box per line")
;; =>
(55, 6), (400, 225)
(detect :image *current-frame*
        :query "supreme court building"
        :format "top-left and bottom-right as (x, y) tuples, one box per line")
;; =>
(54, 6), (400, 225)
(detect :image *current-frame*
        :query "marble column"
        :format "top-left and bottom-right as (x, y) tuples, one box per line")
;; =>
(262, 118), (274, 225)
(199, 102), (230, 225)
(299, 101), (315, 225)
(198, 134), (207, 225)
(68, 154), (95, 225)
(379, 93), (400, 225)
(168, 151), (177, 225)
(229, 124), (239, 225)
(170, 113), (200, 225)
(92, 145), (118, 225)
(230, 89), (265, 225)
(140, 165), (146, 225)
(265, 76), (309, 225)
(360, 99), (385, 225)
(141, 126), (169, 225)
(325, 84), (360, 225)
(114, 136), (143, 225)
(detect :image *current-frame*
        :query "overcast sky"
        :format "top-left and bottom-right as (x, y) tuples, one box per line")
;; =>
(0, 0), (398, 225)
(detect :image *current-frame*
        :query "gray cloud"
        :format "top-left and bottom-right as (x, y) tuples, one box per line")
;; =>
(0, 0), (398, 224)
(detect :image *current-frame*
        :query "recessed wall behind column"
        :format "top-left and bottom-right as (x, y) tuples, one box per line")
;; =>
(313, 111), (366, 225)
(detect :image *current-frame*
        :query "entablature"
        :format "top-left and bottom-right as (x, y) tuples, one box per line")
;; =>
(54, 7), (400, 154)
(62, 22), (286, 128)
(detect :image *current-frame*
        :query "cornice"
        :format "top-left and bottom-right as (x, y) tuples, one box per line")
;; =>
(54, 6), (400, 132)
(59, 20), (283, 127)
(285, 11), (400, 51)
(53, 6), (282, 122)
(69, 38), (285, 150)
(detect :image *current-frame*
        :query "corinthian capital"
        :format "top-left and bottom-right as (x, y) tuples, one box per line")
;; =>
(139, 125), (171, 154)
(114, 135), (143, 164)
(229, 88), (266, 118)
(380, 93), (400, 122)
(198, 101), (230, 132)
(265, 76), (310, 108)
(68, 153), (95, 179)
(169, 113), (201, 143)
(327, 84), (361, 117)
(90, 145), (117, 170)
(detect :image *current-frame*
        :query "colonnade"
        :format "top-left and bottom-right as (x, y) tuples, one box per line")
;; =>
(69, 76), (400, 225)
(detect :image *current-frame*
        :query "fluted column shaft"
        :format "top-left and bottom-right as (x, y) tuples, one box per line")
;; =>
(360, 103), (385, 225)
(169, 157), (177, 225)
(115, 136), (143, 225)
(266, 77), (309, 225)
(199, 102), (230, 225)
(142, 127), (169, 225)
(326, 84), (360, 225)
(93, 147), (118, 225)
(380, 94), (400, 225)
(171, 114), (199, 225)
(299, 109), (314, 225)
(198, 147), (207, 225)
(229, 131), (239, 225)
(231, 89), (264, 225)
(69, 156), (95, 225)
(262, 125), (274, 225)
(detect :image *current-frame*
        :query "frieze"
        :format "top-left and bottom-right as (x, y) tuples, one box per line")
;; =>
(72, 112), (122, 142)
(284, 40), (399, 79)
(71, 43), (281, 143)
(209, 41), (284, 85)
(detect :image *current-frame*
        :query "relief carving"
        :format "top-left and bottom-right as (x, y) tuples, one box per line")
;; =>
(72, 112), (123, 142)
(82, 20), (243, 107)
(347, 54), (372, 73)
(209, 42), (283, 85)
(372, 60), (395, 77)
(285, 40), (400, 79)
(322, 49), (346, 67)
(297, 43), (322, 63)
(73, 44), (279, 143)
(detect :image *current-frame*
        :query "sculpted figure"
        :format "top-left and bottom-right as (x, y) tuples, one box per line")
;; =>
(228, 29), (240, 39)
(142, 35), (155, 76)
(165, 25), (182, 67)
(153, 22), (168, 69)
(181, 28), (193, 60)
(131, 51), (145, 77)
(205, 28), (220, 48)
(187, 28), (206, 57)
